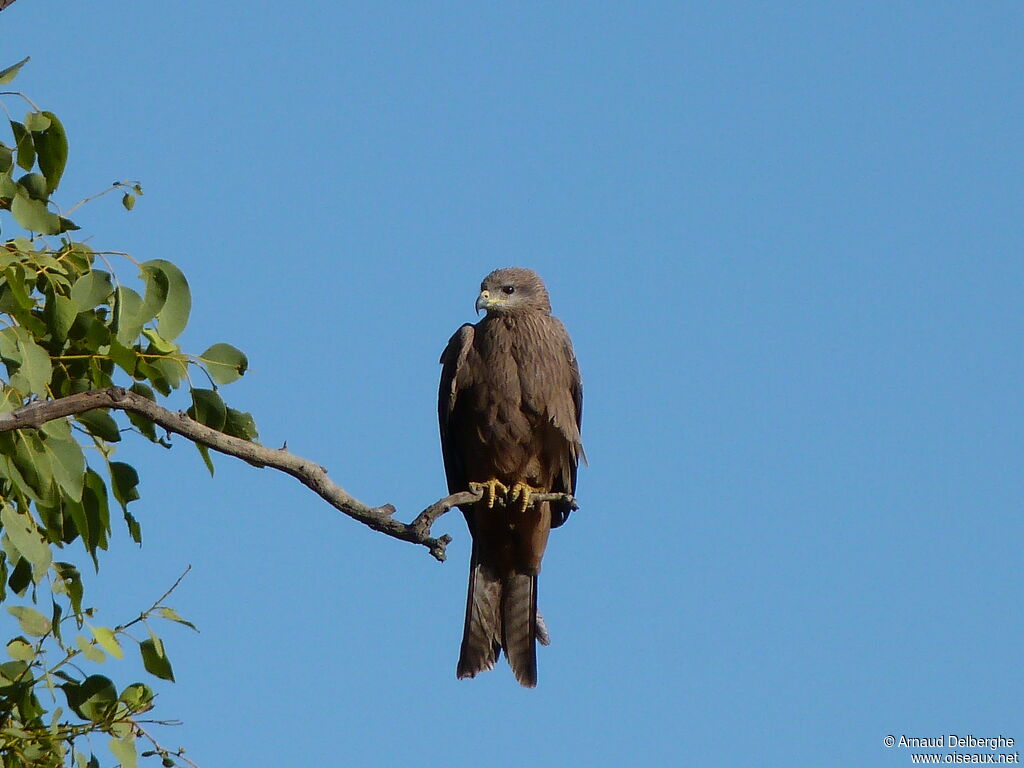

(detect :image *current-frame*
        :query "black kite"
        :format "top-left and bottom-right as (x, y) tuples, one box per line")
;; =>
(438, 267), (585, 687)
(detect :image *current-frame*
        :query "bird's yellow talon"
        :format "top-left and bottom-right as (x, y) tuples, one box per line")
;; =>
(469, 479), (509, 509)
(509, 482), (543, 513)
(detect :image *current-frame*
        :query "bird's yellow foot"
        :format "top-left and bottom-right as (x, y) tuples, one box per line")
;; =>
(509, 482), (545, 513)
(468, 479), (509, 509)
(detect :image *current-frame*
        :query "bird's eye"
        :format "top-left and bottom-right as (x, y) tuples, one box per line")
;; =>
(502, 286), (515, 295)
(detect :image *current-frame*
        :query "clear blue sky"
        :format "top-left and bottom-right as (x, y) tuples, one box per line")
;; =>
(5, 2), (1023, 766)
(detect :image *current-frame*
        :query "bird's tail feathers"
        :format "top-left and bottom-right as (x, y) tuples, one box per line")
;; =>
(458, 552), (545, 687)
(501, 571), (538, 688)
(457, 554), (502, 680)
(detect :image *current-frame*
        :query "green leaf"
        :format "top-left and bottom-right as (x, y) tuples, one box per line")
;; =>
(75, 634), (106, 663)
(113, 286), (145, 345)
(23, 111), (51, 132)
(70, 270), (114, 312)
(58, 215), (80, 232)
(17, 688), (44, 721)
(32, 111), (68, 194)
(122, 192), (135, 211)
(108, 462), (140, 511)
(43, 432), (86, 501)
(29, 251), (66, 273)
(89, 625), (124, 659)
(0, 660), (30, 685)
(10, 121), (34, 171)
(6, 637), (35, 662)
(187, 388), (225, 473)
(11, 335), (52, 395)
(0, 264), (34, 311)
(127, 413), (159, 443)
(67, 492), (93, 557)
(42, 419), (74, 446)
(0, 57), (30, 85)
(7, 556), (31, 595)
(128, 381), (155, 401)
(63, 674), (117, 721)
(141, 259), (191, 341)
(81, 469), (111, 558)
(223, 407), (259, 441)
(139, 633), (174, 681)
(1, 504), (52, 579)
(7, 605), (51, 637)
(118, 682), (154, 713)
(109, 734), (138, 768)
(200, 343), (248, 385)
(123, 510), (142, 544)
(45, 293), (78, 341)
(11, 193), (61, 234)
(63, 242), (94, 271)
(52, 597), (63, 642)
(126, 382), (162, 444)
(10, 430), (56, 504)
(196, 443), (214, 476)
(188, 388), (226, 431)
(107, 340), (139, 377)
(75, 410), (121, 442)
(139, 262), (169, 324)
(37, 495), (66, 543)
(145, 355), (184, 391)
(158, 607), (198, 632)
(141, 327), (179, 355)
(0, 169), (16, 196)
(17, 171), (48, 200)
(134, 359), (171, 396)
(55, 562), (83, 617)
(0, 439), (32, 501)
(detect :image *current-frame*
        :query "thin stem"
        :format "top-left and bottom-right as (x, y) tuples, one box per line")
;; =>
(0, 90), (43, 113)
(115, 565), (192, 633)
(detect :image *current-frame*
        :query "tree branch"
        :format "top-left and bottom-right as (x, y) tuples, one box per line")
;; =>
(0, 388), (578, 562)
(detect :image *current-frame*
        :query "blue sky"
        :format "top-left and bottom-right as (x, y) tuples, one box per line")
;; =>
(4, 1), (1023, 766)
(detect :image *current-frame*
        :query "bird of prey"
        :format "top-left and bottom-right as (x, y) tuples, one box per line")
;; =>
(438, 267), (585, 687)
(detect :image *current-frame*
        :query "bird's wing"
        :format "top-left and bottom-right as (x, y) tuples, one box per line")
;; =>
(438, 323), (476, 497)
(528, 315), (585, 528)
(565, 332), (585, 485)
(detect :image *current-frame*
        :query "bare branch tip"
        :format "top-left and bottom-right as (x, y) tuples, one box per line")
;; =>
(429, 539), (450, 562)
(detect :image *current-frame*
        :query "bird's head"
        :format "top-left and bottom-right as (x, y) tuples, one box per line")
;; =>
(475, 267), (552, 316)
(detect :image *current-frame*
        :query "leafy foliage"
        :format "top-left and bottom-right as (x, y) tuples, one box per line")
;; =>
(0, 60), (257, 767)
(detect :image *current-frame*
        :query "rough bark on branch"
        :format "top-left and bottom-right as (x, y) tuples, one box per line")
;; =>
(0, 388), (577, 562)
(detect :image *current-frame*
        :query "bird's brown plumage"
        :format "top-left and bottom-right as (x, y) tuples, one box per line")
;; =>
(438, 267), (584, 687)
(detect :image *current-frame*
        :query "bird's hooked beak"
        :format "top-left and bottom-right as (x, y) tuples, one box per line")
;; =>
(475, 289), (491, 314)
